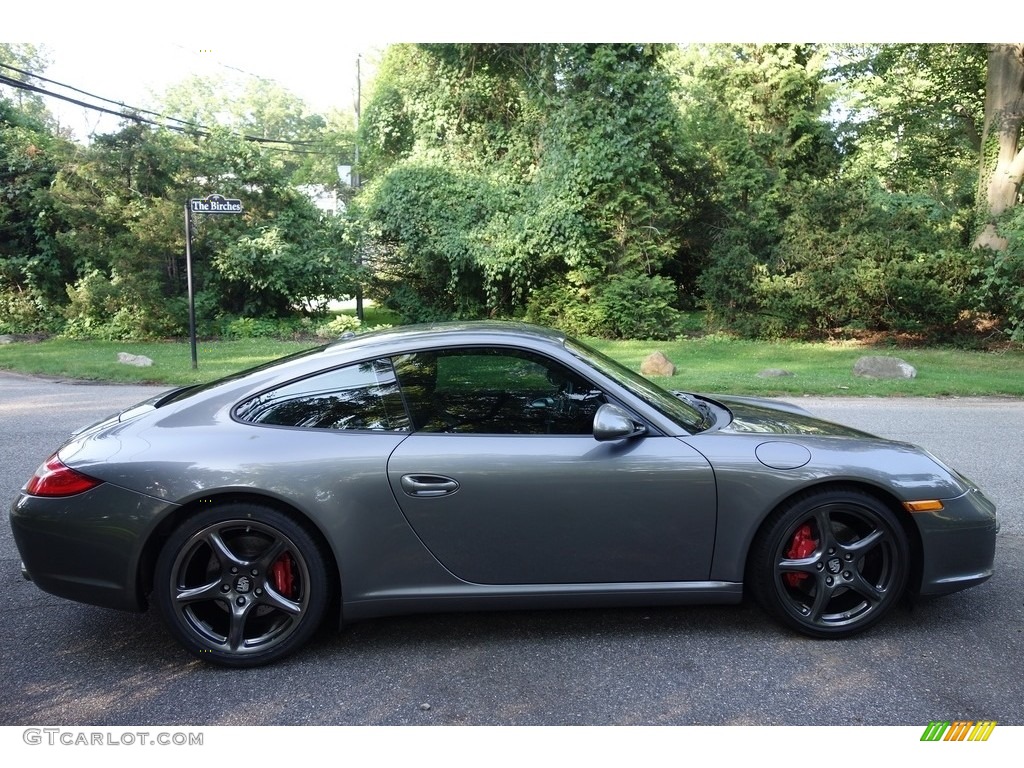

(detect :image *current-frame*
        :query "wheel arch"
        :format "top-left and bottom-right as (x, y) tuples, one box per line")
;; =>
(742, 480), (923, 597)
(137, 491), (342, 625)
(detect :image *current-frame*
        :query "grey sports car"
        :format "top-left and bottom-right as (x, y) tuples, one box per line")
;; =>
(10, 322), (998, 667)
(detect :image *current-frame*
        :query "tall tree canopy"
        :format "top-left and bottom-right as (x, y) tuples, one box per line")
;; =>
(4, 42), (1024, 342)
(357, 43), (712, 338)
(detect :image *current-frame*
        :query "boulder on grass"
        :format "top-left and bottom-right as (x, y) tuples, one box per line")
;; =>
(640, 351), (676, 377)
(117, 352), (154, 367)
(853, 356), (916, 379)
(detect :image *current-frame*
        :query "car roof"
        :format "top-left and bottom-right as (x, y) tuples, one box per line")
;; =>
(322, 320), (570, 357)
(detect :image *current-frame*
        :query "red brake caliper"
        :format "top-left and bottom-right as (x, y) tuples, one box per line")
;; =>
(270, 553), (295, 598)
(784, 524), (818, 588)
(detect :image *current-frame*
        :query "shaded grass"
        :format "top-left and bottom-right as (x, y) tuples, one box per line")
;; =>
(1, 334), (1023, 397)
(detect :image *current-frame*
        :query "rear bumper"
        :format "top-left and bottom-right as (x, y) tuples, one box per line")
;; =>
(915, 487), (998, 596)
(10, 484), (175, 612)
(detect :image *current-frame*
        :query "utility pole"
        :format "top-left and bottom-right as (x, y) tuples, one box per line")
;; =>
(354, 53), (364, 322)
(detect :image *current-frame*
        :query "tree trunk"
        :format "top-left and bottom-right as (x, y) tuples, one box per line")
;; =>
(974, 44), (1024, 251)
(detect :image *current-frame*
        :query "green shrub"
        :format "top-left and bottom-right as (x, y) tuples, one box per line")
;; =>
(222, 316), (307, 339)
(314, 314), (362, 338)
(526, 282), (606, 338)
(594, 275), (683, 340)
(700, 185), (979, 339)
(62, 270), (183, 340)
(0, 287), (57, 334)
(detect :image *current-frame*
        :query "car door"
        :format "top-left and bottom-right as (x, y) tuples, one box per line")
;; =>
(386, 347), (717, 585)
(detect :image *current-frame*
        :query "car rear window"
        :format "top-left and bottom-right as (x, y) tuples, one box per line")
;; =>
(234, 358), (410, 432)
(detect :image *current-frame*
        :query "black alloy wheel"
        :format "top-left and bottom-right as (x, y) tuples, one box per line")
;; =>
(748, 488), (910, 638)
(154, 504), (330, 667)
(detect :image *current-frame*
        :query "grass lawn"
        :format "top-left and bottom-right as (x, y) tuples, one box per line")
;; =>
(585, 337), (1024, 398)
(2, 331), (1023, 397)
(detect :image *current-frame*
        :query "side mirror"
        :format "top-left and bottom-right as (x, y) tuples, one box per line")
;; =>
(593, 403), (647, 442)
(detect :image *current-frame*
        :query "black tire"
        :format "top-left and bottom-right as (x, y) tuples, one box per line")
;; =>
(748, 488), (909, 638)
(154, 503), (331, 667)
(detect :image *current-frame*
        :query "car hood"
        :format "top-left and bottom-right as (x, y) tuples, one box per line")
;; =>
(709, 395), (877, 438)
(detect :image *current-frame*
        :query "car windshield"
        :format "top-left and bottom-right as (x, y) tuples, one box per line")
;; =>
(564, 339), (710, 433)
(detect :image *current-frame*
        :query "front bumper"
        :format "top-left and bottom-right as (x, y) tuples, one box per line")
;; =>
(915, 486), (998, 596)
(10, 483), (177, 612)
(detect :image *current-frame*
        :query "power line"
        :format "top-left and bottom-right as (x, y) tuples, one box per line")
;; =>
(0, 64), (342, 155)
(0, 61), (200, 130)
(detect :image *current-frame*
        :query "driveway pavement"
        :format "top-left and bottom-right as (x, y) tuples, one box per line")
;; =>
(1, 372), (1021, 726)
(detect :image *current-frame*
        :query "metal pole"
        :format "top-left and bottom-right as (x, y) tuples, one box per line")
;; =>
(184, 204), (198, 369)
(354, 54), (364, 322)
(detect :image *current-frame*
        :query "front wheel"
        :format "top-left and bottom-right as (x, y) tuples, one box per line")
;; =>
(748, 489), (909, 638)
(154, 504), (331, 667)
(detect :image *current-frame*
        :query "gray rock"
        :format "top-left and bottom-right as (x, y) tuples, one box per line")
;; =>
(0, 333), (46, 344)
(757, 368), (794, 378)
(853, 356), (917, 379)
(640, 351), (676, 377)
(117, 352), (154, 367)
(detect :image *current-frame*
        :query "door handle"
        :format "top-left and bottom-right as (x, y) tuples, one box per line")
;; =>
(400, 474), (460, 497)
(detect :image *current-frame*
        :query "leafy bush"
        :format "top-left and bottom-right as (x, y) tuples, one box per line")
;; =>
(221, 316), (310, 340)
(527, 274), (682, 340)
(526, 282), (606, 338)
(62, 270), (183, 340)
(978, 208), (1024, 341)
(594, 275), (683, 339)
(314, 314), (362, 338)
(0, 287), (58, 334)
(700, 184), (979, 339)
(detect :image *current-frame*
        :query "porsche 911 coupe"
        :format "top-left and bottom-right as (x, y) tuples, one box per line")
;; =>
(10, 322), (998, 666)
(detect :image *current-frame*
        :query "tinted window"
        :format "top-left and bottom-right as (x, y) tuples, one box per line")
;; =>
(235, 358), (409, 431)
(392, 348), (605, 435)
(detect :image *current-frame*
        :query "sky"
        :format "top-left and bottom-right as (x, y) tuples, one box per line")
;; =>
(4, 1), (980, 141)
(37, 40), (379, 139)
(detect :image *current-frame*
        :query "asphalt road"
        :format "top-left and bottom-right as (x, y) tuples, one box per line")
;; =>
(1, 371), (1021, 726)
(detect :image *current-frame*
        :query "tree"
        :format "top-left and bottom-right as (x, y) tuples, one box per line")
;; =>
(832, 44), (986, 198)
(47, 120), (357, 338)
(682, 44), (846, 334)
(0, 44), (53, 123)
(358, 43), (710, 337)
(975, 44), (1024, 250)
(155, 75), (354, 187)
(0, 98), (74, 332)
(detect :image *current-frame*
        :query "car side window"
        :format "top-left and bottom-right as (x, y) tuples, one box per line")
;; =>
(391, 348), (606, 435)
(235, 358), (410, 431)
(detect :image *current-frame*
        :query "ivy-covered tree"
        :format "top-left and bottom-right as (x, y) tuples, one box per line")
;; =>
(358, 43), (711, 337)
(356, 44), (538, 321)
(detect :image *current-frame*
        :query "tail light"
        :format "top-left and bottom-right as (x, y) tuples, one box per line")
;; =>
(25, 455), (103, 497)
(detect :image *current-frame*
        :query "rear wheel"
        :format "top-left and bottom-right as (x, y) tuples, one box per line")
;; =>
(748, 489), (909, 638)
(154, 503), (330, 667)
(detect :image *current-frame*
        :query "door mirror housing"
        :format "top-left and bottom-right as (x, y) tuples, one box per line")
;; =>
(593, 403), (647, 442)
